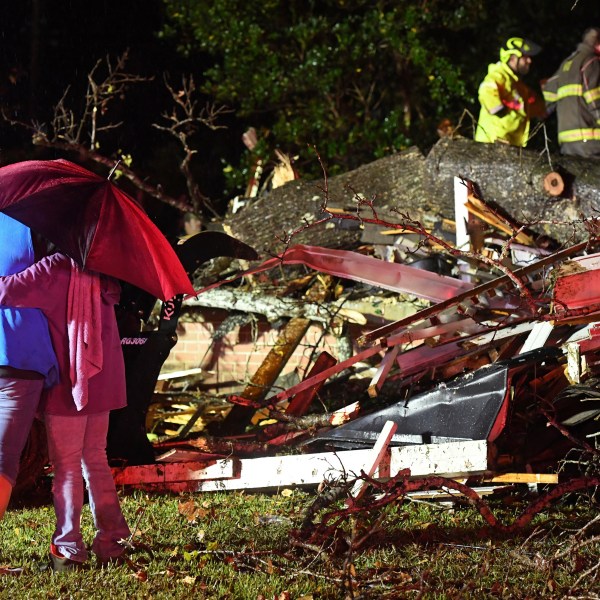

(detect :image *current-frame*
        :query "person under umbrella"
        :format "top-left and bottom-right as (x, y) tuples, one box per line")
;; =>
(0, 214), (58, 523)
(0, 249), (131, 570)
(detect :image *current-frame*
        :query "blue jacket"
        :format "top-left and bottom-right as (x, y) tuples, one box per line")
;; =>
(0, 213), (58, 387)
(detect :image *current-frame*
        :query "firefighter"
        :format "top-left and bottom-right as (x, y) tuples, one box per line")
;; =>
(475, 37), (546, 147)
(542, 27), (600, 157)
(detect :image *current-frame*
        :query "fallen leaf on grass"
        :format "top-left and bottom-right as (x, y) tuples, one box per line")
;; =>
(131, 569), (148, 582)
(178, 499), (209, 522)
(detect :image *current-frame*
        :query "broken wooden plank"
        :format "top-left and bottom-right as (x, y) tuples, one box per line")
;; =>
(286, 351), (337, 416)
(157, 367), (204, 381)
(112, 459), (236, 485)
(347, 420), (398, 505)
(483, 473), (558, 484)
(155, 449), (227, 462)
(188, 439), (489, 492)
(368, 346), (400, 398)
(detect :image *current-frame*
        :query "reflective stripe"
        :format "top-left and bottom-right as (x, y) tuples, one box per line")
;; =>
(555, 84), (600, 104)
(489, 104), (505, 115)
(558, 128), (600, 143)
(584, 87), (600, 103)
(556, 83), (583, 99)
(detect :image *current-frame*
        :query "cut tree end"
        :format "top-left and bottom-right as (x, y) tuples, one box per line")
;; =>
(543, 171), (565, 197)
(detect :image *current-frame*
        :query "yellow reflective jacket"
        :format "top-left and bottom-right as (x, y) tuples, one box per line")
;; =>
(542, 42), (600, 157)
(475, 61), (545, 147)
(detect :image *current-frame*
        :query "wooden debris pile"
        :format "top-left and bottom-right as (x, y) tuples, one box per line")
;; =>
(111, 177), (600, 503)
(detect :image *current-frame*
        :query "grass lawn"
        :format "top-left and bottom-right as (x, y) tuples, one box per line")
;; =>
(0, 484), (598, 599)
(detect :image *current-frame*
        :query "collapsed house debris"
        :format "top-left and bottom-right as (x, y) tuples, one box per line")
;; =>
(99, 168), (600, 522)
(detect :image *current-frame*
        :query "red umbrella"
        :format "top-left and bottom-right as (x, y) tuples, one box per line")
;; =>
(0, 159), (195, 301)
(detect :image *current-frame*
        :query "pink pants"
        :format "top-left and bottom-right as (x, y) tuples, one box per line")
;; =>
(45, 411), (130, 562)
(0, 377), (43, 485)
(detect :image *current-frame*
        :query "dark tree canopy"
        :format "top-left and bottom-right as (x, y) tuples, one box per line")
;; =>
(1, 1), (598, 209)
(160, 0), (598, 190)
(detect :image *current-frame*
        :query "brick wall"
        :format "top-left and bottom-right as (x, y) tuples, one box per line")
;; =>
(162, 308), (350, 394)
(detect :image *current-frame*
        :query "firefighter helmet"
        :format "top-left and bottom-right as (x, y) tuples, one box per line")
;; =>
(500, 37), (541, 63)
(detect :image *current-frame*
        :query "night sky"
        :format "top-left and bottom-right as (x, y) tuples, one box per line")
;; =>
(1, 1), (170, 115)
(0, 1), (245, 232)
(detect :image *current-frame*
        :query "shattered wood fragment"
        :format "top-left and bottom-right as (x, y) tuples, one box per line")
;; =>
(465, 188), (536, 246)
(482, 473), (558, 484)
(264, 430), (309, 446)
(258, 401), (360, 432)
(368, 346), (400, 398)
(187, 435), (274, 457)
(286, 351), (337, 416)
(346, 420), (398, 505)
(223, 315), (312, 432)
(155, 449), (226, 462)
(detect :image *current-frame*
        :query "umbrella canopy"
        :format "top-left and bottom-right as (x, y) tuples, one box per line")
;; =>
(0, 159), (195, 301)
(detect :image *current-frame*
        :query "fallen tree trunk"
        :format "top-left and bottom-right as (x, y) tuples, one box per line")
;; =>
(227, 136), (600, 252)
(426, 136), (600, 245)
(226, 146), (429, 253)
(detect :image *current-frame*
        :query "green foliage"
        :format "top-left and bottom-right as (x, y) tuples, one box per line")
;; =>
(160, 0), (486, 186)
(159, 0), (600, 196)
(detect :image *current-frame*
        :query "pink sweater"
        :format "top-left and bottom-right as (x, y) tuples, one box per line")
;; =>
(0, 253), (126, 415)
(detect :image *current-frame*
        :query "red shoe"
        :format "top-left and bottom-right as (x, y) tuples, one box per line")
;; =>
(49, 544), (86, 572)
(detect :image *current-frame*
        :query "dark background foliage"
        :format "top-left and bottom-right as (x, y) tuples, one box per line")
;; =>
(0, 0), (597, 224)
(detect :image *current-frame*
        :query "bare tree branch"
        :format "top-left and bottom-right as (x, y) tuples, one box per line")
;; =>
(152, 74), (232, 216)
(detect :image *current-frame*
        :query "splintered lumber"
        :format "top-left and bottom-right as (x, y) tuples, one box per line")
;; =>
(368, 345), (400, 398)
(346, 420), (398, 505)
(286, 351), (337, 416)
(221, 316), (311, 433)
(157, 367), (204, 381)
(222, 277), (333, 433)
(464, 190), (536, 246)
(427, 137), (600, 245)
(483, 473), (558, 484)
(189, 440), (489, 493)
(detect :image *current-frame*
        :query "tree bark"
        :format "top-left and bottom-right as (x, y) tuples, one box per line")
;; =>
(227, 136), (600, 251)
